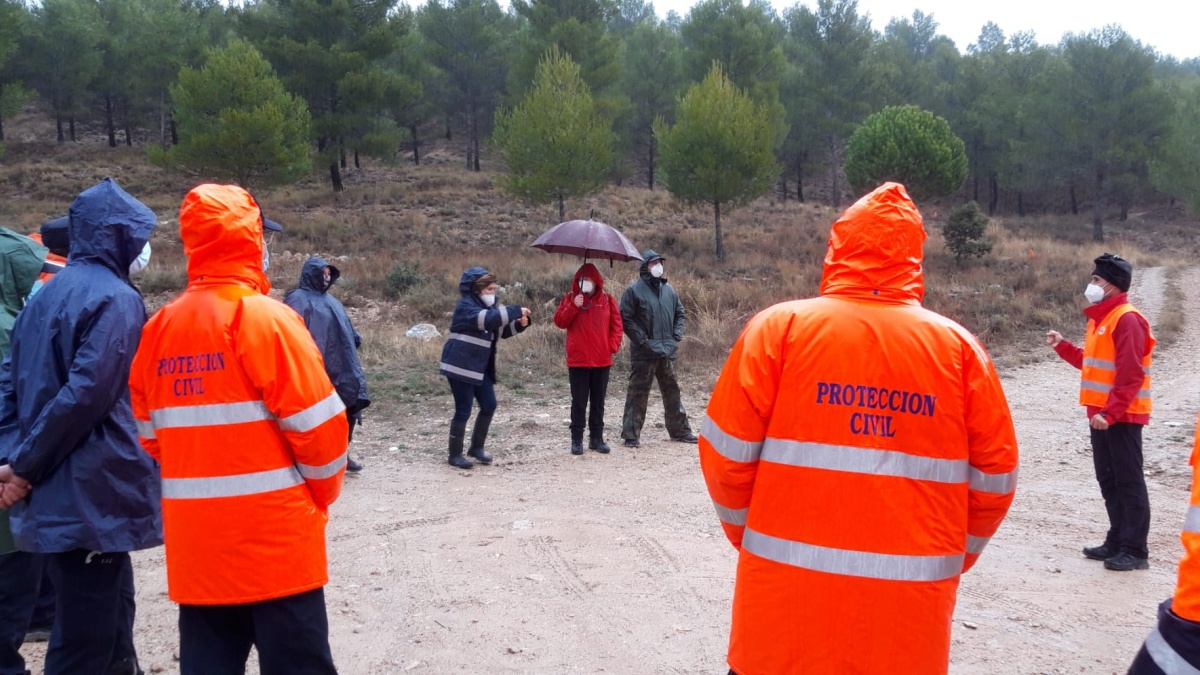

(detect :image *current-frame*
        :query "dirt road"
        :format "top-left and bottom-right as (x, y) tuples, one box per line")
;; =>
(21, 267), (1200, 674)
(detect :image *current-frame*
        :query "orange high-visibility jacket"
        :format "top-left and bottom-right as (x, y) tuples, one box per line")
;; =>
(1172, 413), (1200, 622)
(1079, 304), (1154, 415)
(700, 183), (1019, 675)
(129, 184), (348, 606)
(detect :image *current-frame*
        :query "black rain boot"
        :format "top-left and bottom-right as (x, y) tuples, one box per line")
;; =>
(467, 413), (494, 464)
(589, 437), (611, 454)
(448, 420), (472, 469)
(571, 431), (584, 455)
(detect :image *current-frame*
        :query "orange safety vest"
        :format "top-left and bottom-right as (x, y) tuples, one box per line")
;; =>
(700, 183), (1019, 675)
(1079, 303), (1153, 414)
(26, 233), (66, 284)
(129, 184), (348, 605)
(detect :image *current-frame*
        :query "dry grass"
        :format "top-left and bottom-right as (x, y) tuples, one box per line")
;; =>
(1156, 266), (1186, 347)
(2, 134), (1195, 397)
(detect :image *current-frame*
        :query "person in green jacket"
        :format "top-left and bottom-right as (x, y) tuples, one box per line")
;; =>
(618, 250), (697, 448)
(0, 227), (51, 675)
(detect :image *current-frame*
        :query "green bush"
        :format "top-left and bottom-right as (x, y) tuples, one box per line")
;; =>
(383, 261), (427, 299)
(943, 201), (993, 264)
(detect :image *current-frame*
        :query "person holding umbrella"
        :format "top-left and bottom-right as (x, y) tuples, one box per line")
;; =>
(553, 263), (623, 455)
(439, 268), (530, 469)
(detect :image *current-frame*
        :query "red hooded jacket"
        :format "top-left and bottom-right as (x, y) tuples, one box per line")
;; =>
(553, 263), (623, 368)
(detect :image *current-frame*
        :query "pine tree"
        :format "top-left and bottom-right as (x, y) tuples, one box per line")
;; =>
(654, 64), (780, 260)
(493, 47), (614, 221)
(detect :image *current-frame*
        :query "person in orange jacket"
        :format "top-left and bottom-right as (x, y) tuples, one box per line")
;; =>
(128, 184), (349, 675)
(1046, 253), (1154, 572)
(699, 182), (1019, 675)
(1128, 412), (1200, 672)
(553, 262), (623, 455)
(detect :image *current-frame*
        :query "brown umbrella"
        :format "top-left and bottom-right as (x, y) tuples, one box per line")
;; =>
(530, 220), (643, 263)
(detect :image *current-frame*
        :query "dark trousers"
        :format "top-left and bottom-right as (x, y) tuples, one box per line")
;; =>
(179, 587), (337, 675)
(448, 376), (496, 423)
(569, 366), (610, 440)
(1091, 422), (1151, 558)
(0, 551), (41, 675)
(621, 357), (691, 440)
(43, 549), (138, 675)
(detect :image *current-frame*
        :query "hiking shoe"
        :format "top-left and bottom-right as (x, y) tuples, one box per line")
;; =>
(1083, 544), (1117, 561)
(623, 439), (640, 448)
(671, 433), (699, 443)
(346, 457), (363, 473)
(1104, 552), (1149, 571)
(590, 438), (611, 454)
(571, 440), (584, 455)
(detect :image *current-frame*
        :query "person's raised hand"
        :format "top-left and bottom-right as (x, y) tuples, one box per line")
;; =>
(518, 316), (529, 327)
(522, 307), (532, 318)
(573, 294), (584, 308)
(1045, 330), (1063, 348)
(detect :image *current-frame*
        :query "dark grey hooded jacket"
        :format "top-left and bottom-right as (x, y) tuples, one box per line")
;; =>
(619, 249), (685, 360)
(283, 256), (370, 414)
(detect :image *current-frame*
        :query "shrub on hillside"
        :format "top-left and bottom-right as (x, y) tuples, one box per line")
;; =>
(384, 261), (427, 299)
(943, 201), (993, 264)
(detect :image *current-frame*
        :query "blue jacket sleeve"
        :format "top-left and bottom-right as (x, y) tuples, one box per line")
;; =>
(9, 293), (144, 484)
(450, 300), (523, 333)
(0, 353), (17, 462)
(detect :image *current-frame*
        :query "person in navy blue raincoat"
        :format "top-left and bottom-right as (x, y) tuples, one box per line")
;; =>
(284, 256), (371, 473)
(0, 178), (161, 675)
(438, 267), (530, 469)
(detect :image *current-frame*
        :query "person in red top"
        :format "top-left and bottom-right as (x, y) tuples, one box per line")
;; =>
(1046, 253), (1155, 571)
(553, 263), (623, 455)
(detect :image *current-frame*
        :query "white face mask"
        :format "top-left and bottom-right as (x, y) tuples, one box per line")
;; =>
(480, 293), (496, 307)
(649, 263), (664, 278)
(580, 279), (595, 295)
(1084, 283), (1106, 304)
(128, 242), (151, 276)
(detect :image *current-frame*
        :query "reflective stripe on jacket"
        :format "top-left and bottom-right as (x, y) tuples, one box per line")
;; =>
(129, 184), (348, 605)
(1080, 303), (1154, 415)
(700, 183), (1018, 675)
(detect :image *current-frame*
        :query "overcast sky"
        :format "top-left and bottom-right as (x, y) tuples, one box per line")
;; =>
(651, 0), (1200, 60)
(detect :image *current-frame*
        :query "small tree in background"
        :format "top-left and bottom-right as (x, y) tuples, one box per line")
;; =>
(162, 39), (312, 188)
(943, 200), (992, 264)
(844, 105), (967, 202)
(654, 63), (780, 261)
(493, 46), (614, 222)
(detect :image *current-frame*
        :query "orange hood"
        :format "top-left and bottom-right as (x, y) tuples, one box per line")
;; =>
(819, 182), (926, 305)
(180, 184), (270, 293)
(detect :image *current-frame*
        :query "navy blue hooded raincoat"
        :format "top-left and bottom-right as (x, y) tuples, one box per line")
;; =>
(438, 267), (527, 384)
(0, 178), (163, 554)
(283, 256), (370, 414)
